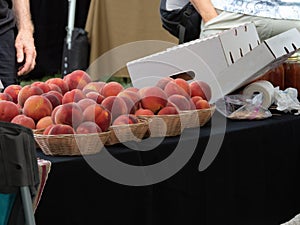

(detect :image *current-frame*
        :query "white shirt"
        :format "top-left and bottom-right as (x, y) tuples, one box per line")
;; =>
(166, 0), (300, 20)
(165, 0), (189, 11)
(212, 0), (300, 20)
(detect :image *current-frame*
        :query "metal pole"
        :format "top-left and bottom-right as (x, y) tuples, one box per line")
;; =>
(66, 0), (76, 50)
(0, 79), (3, 91)
(20, 186), (36, 225)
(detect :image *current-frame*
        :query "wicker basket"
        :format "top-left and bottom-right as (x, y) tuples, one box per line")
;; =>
(33, 129), (45, 134)
(32, 129), (45, 148)
(139, 114), (184, 137)
(180, 105), (216, 128)
(106, 118), (149, 145)
(34, 131), (111, 156)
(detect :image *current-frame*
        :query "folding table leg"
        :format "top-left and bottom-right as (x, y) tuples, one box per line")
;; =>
(20, 187), (36, 225)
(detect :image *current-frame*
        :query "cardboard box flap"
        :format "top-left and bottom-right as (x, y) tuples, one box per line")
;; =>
(127, 23), (300, 103)
(217, 43), (278, 97)
(263, 28), (300, 58)
(218, 23), (260, 66)
(218, 28), (300, 96)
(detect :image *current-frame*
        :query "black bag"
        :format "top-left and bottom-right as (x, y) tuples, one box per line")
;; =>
(61, 27), (90, 77)
(160, 0), (202, 44)
(0, 121), (40, 225)
(0, 122), (39, 194)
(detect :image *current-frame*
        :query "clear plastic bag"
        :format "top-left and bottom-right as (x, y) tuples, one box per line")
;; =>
(274, 87), (300, 114)
(216, 93), (272, 120)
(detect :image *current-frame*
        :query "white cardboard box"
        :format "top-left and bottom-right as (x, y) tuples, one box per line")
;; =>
(127, 23), (300, 103)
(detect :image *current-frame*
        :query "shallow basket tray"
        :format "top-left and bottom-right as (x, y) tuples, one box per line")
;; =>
(138, 113), (184, 137)
(180, 105), (216, 128)
(34, 131), (111, 156)
(106, 118), (149, 145)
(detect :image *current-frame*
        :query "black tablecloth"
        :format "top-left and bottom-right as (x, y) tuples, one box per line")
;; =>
(35, 112), (300, 225)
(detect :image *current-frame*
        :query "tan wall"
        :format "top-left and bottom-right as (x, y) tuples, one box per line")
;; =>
(85, 0), (178, 78)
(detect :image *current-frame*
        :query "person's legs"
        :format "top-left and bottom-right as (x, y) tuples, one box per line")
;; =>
(268, 18), (300, 38)
(251, 17), (300, 41)
(0, 28), (17, 89)
(200, 10), (258, 38)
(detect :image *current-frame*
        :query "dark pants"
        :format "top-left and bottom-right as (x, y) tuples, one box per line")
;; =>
(0, 28), (17, 89)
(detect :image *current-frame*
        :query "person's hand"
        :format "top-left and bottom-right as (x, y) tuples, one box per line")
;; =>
(15, 29), (37, 76)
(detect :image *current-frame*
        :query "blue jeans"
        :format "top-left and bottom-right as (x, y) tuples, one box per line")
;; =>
(0, 28), (17, 89)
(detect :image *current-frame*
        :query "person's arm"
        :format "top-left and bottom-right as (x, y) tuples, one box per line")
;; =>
(12, 0), (36, 76)
(190, 0), (218, 23)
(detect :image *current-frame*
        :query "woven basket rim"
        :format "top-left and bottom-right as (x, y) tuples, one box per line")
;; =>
(34, 131), (110, 138)
(106, 119), (149, 145)
(137, 113), (180, 118)
(137, 113), (182, 137)
(109, 118), (149, 129)
(180, 104), (216, 127)
(34, 130), (111, 156)
(180, 104), (216, 113)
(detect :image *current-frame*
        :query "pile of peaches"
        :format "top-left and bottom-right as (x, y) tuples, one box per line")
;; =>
(0, 70), (212, 136)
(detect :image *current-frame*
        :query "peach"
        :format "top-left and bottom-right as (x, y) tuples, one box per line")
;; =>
(48, 83), (62, 93)
(31, 81), (51, 93)
(157, 106), (179, 115)
(138, 86), (168, 114)
(83, 104), (112, 132)
(62, 89), (86, 104)
(51, 105), (61, 123)
(190, 96), (203, 109)
(0, 93), (13, 101)
(117, 94), (136, 114)
(167, 94), (191, 110)
(86, 92), (105, 104)
(191, 96), (203, 104)
(189, 80), (212, 101)
(48, 124), (75, 135)
(119, 90), (141, 101)
(63, 70), (92, 90)
(0, 100), (20, 122)
(112, 114), (139, 126)
(47, 90), (63, 104)
(125, 87), (139, 93)
(3, 84), (22, 103)
(42, 92), (61, 109)
(16, 104), (22, 114)
(36, 116), (54, 130)
(54, 102), (83, 128)
(135, 108), (154, 116)
(194, 99), (210, 109)
(174, 78), (191, 96)
(164, 80), (189, 98)
(45, 77), (69, 95)
(43, 124), (55, 135)
(76, 121), (102, 134)
(23, 95), (53, 122)
(100, 81), (124, 97)
(77, 98), (97, 112)
(11, 114), (36, 129)
(118, 91), (140, 113)
(101, 96), (128, 121)
(155, 77), (173, 90)
(82, 88), (95, 95)
(82, 81), (105, 93)
(17, 84), (44, 107)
